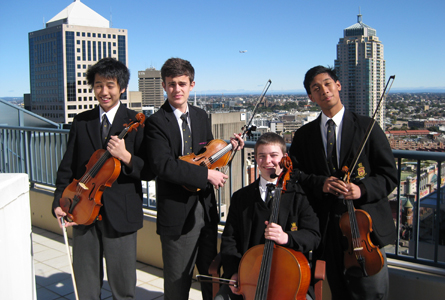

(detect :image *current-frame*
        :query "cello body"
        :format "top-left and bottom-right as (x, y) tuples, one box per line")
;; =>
(60, 149), (121, 225)
(238, 244), (311, 300)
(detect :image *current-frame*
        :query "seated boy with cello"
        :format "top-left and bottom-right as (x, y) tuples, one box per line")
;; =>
(216, 132), (320, 300)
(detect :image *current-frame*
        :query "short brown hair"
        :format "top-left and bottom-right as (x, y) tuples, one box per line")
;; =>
(254, 132), (286, 156)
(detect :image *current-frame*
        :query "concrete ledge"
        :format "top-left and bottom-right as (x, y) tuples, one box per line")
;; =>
(0, 174), (36, 299)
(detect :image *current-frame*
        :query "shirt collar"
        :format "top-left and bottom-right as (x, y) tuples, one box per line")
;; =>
(321, 105), (345, 127)
(99, 102), (120, 125)
(170, 103), (189, 121)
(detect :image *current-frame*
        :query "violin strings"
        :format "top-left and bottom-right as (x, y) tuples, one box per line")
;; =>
(347, 200), (363, 258)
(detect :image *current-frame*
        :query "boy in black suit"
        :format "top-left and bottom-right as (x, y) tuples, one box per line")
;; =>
(289, 66), (397, 300)
(53, 57), (145, 299)
(216, 132), (320, 300)
(145, 57), (243, 300)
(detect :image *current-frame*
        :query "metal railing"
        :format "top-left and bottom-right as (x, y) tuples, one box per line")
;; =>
(1, 125), (444, 269)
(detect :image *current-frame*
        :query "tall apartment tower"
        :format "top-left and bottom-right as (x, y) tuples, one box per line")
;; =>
(138, 68), (164, 109)
(28, 0), (128, 124)
(335, 13), (386, 129)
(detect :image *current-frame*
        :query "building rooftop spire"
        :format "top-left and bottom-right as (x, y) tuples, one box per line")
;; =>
(344, 10), (376, 37)
(46, 0), (109, 28)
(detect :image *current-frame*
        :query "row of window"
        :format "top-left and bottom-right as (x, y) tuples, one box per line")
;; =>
(76, 32), (116, 39)
(77, 88), (93, 94)
(68, 104), (95, 110)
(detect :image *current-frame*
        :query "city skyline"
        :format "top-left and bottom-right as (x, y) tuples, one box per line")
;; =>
(1, 0), (444, 98)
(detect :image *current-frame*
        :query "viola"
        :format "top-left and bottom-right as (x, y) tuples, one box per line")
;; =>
(59, 113), (145, 225)
(237, 156), (311, 300)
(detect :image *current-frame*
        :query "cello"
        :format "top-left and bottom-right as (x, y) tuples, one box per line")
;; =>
(237, 156), (310, 300)
(59, 113), (145, 225)
(197, 156), (311, 299)
(338, 76), (395, 276)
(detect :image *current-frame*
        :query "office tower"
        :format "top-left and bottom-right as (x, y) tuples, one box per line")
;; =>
(335, 13), (386, 129)
(138, 68), (164, 110)
(28, 0), (128, 124)
(209, 112), (246, 221)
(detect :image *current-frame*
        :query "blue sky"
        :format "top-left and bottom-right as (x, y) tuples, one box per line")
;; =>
(1, 0), (444, 97)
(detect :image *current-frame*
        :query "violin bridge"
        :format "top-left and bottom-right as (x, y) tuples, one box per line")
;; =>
(353, 247), (364, 251)
(78, 182), (89, 190)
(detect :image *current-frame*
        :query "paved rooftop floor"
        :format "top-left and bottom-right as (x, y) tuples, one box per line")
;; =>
(32, 226), (203, 300)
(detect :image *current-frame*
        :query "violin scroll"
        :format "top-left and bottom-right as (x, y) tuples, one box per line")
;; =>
(124, 113), (145, 133)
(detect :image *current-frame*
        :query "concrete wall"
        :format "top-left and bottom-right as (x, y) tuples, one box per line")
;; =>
(0, 174), (36, 299)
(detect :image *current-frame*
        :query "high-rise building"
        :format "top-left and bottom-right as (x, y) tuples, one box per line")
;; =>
(28, 0), (128, 124)
(335, 13), (386, 128)
(138, 68), (164, 110)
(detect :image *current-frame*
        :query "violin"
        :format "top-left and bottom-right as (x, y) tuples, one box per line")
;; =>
(339, 166), (383, 277)
(59, 113), (145, 225)
(338, 76), (395, 276)
(236, 156), (311, 300)
(179, 139), (235, 192)
(179, 80), (272, 192)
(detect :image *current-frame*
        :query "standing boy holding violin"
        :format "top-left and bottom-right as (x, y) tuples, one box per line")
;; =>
(144, 57), (243, 300)
(52, 57), (147, 299)
(289, 66), (398, 300)
(217, 132), (320, 300)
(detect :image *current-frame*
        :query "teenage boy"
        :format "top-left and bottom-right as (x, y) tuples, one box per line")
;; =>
(217, 132), (320, 300)
(53, 57), (145, 299)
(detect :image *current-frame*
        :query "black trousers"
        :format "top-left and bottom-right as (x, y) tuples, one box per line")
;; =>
(72, 217), (137, 300)
(160, 200), (217, 300)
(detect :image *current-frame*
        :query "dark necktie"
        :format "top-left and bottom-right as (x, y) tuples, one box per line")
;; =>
(326, 119), (338, 174)
(180, 113), (192, 155)
(266, 183), (275, 207)
(101, 114), (110, 147)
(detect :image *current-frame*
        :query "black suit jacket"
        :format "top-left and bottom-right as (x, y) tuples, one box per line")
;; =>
(289, 109), (397, 247)
(145, 101), (219, 236)
(53, 104), (145, 233)
(220, 178), (320, 278)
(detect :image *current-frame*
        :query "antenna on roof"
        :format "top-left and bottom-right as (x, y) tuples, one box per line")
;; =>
(358, 7), (362, 23)
(110, 8), (113, 27)
(43, 17), (45, 29)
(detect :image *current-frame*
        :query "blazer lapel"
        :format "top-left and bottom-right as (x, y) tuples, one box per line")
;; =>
(189, 106), (202, 152)
(86, 107), (102, 150)
(109, 104), (128, 137)
(313, 115), (331, 174)
(339, 110), (356, 169)
(242, 180), (260, 252)
(161, 101), (182, 156)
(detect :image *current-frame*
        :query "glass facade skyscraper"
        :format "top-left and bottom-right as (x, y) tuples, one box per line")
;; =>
(28, 0), (128, 124)
(335, 13), (386, 129)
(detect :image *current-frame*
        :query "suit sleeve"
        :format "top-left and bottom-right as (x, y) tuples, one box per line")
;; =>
(52, 118), (79, 215)
(354, 124), (397, 205)
(285, 190), (321, 253)
(120, 114), (147, 180)
(289, 129), (328, 201)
